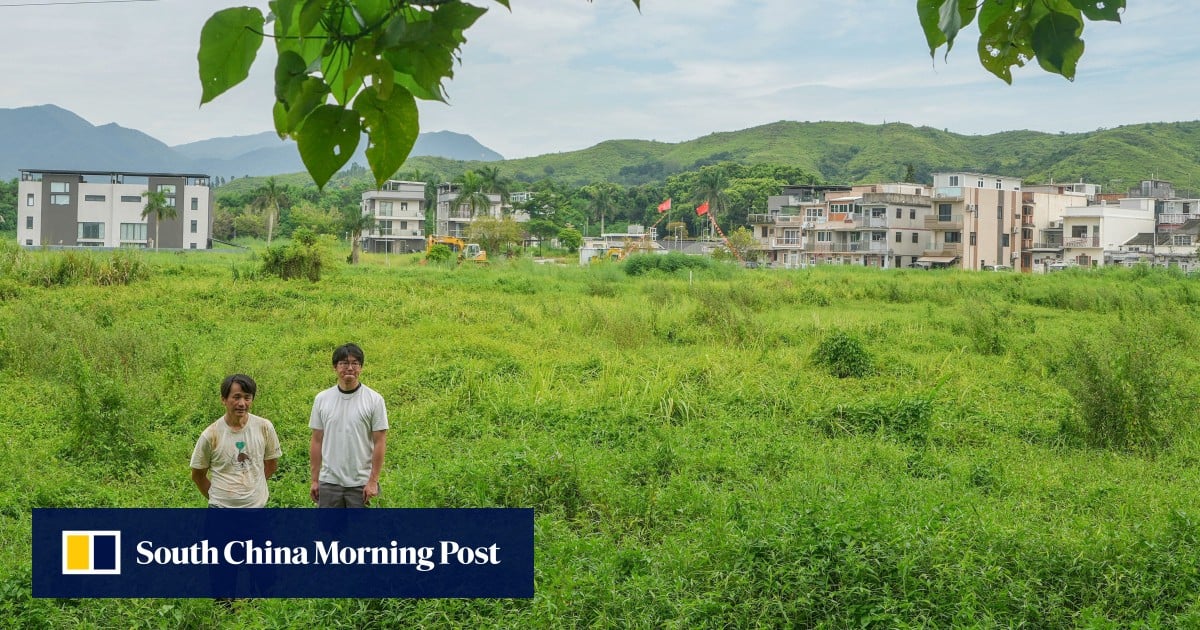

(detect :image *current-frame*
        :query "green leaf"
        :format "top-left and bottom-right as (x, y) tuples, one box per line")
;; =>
(977, 12), (1035, 84)
(977, 0), (1018, 32)
(1068, 0), (1124, 21)
(198, 7), (265, 104)
(295, 105), (360, 189)
(1032, 11), (1084, 79)
(272, 101), (289, 139)
(354, 85), (419, 188)
(273, 50), (308, 103)
(299, 0), (327, 36)
(284, 77), (331, 133)
(917, 0), (977, 58)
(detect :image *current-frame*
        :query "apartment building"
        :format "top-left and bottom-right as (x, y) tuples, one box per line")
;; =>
(1061, 197), (1156, 267)
(360, 180), (427, 253)
(749, 184), (848, 268)
(17, 169), (211, 249)
(1020, 184), (1092, 272)
(929, 172), (1023, 270)
(434, 184), (530, 238)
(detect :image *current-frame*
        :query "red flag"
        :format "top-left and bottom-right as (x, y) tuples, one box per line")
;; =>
(657, 198), (671, 213)
(696, 201), (709, 216)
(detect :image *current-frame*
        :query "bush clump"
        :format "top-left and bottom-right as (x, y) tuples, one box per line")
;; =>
(260, 227), (331, 281)
(811, 330), (874, 378)
(624, 252), (714, 276)
(425, 243), (453, 264)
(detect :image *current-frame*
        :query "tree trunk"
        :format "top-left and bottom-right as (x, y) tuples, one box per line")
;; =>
(266, 209), (275, 245)
(351, 231), (361, 264)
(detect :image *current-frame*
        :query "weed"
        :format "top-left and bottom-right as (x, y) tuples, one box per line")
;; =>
(811, 330), (874, 378)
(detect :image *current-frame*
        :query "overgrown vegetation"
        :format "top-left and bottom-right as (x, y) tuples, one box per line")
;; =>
(3, 254), (1200, 627)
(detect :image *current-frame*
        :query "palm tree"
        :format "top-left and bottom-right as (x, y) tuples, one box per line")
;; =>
(693, 166), (730, 238)
(451, 170), (494, 219)
(341, 205), (377, 264)
(477, 165), (512, 209)
(141, 189), (177, 251)
(251, 176), (289, 245)
(584, 182), (619, 236)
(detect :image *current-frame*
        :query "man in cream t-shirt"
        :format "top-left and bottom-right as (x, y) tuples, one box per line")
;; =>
(190, 374), (282, 508)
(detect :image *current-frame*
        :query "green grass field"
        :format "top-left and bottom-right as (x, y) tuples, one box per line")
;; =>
(2, 245), (1199, 628)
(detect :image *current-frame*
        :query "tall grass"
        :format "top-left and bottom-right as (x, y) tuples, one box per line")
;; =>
(1, 255), (1200, 626)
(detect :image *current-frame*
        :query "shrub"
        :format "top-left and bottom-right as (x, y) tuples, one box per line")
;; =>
(811, 330), (874, 378)
(60, 359), (154, 475)
(1058, 319), (1182, 450)
(260, 227), (330, 281)
(426, 243), (453, 264)
(624, 252), (714, 276)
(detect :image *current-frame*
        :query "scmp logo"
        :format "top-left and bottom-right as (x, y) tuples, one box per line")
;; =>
(62, 531), (121, 575)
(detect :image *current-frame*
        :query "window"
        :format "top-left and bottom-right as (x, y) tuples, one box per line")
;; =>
(191, 197), (199, 211)
(895, 232), (903, 243)
(50, 194), (70, 205)
(970, 232), (977, 245)
(190, 220), (198, 234)
(400, 221), (408, 231)
(872, 231), (886, 241)
(977, 179), (984, 188)
(26, 216), (33, 229)
(120, 223), (147, 241)
(121, 195), (142, 203)
(1174, 235), (1192, 246)
(50, 182), (69, 193)
(938, 203), (952, 221)
(830, 204), (850, 213)
(849, 232), (861, 243)
(895, 208), (902, 219)
(1002, 234), (1010, 247)
(378, 201), (393, 216)
(949, 175), (960, 186)
(1071, 225), (1087, 238)
(912, 233), (919, 244)
(158, 184), (176, 196)
(817, 231), (831, 242)
(78, 222), (104, 240)
(84, 194), (106, 202)
(872, 207), (885, 218)
(190, 243), (197, 249)
(25, 193), (34, 206)
(25, 240), (32, 246)
(996, 180), (1003, 189)
(401, 202), (408, 211)
(910, 209), (916, 220)
(946, 231), (962, 244)
(378, 220), (392, 235)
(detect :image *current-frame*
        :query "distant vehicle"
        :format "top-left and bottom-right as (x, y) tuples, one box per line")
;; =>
(426, 236), (487, 264)
(1047, 261), (1072, 272)
(982, 264), (1013, 271)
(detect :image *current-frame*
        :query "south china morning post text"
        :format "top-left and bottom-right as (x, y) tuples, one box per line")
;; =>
(33, 508), (534, 598)
(134, 538), (501, 572)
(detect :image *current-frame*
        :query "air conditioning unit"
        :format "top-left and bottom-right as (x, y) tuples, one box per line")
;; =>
(966, 204), (978, 213)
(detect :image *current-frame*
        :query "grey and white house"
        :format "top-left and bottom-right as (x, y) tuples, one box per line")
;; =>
(17, 169), (212, 249)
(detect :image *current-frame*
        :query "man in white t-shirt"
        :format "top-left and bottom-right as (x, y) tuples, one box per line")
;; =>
(309, 343), (389, 508)
(190, 374), (282, 508)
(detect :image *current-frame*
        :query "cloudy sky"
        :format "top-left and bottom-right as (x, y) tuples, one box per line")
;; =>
(2, 1), (1196, 159)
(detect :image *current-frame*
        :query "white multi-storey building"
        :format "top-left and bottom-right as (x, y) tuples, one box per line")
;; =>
(17, 169), (212, 249)
(434, 183), (529, 238)
(360, 180), (427, 253)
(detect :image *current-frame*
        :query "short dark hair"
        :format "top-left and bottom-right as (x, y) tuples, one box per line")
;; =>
(332, 343), (365, 366)
(220, 374), (257, 399)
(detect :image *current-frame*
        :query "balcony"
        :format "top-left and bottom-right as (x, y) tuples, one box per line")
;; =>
(1031, 241), (1063, 251)
(933, 186), (964, 200)
(924, 214), (964, 229)
(1021, 215), (1035, 226)
(768, 237), (805, 249)
(924, 244), (963, 256)
(1064, 236), (1101, 248)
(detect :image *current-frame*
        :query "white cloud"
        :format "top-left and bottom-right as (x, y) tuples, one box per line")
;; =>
(2, 0), (1196, 161)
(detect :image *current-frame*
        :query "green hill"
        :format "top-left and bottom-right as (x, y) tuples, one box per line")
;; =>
(218, 120), (1200, 194)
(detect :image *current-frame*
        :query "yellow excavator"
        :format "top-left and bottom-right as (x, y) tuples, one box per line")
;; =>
(425, 236), (487, 263)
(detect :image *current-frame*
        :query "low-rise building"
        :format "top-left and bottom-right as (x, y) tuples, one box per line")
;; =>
(435, 184), (530, 238)
(360, 180), (426, 253)
(17, 169), (212, 249)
